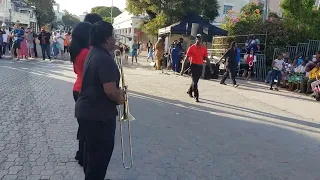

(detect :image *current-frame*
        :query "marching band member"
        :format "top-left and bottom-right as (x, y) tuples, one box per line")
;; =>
(243, 49), (257, 80)
(75, 21), (124, 180)
(69, 22), (93, 167)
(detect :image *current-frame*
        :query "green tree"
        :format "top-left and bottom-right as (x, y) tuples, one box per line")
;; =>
(90, 6), (122, 23)
(26, 0), (56, 28)
(126, 0), (219, 35)
(62, 10), (80, 29)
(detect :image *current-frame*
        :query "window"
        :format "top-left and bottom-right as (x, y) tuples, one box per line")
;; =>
(223, 5), (233, 14)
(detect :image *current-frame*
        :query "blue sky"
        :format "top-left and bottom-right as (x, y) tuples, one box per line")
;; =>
(54, 0), (126, 15)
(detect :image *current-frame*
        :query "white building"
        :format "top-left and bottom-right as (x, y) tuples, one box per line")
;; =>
(112, 10), (146, 47)
(212, 0), (250, 26)
(53, 3), (64, 21)
(0, 0), (38, 31)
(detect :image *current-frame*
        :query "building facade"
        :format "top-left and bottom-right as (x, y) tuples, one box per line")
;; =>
(212, 0), (250, 26)
(112, 11), (147, 47)
(0, 0), (38, 31)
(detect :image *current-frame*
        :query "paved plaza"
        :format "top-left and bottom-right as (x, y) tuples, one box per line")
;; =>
(0, 57), (319, 180)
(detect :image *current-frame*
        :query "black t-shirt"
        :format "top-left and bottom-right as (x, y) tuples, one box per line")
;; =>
(75, 46), (120, 121)
(225, 48), (237, 67)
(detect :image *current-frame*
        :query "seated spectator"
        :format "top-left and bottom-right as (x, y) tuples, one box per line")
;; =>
(281, 59), (294, 88)
(289, 60), (306, 91)
(299, 62), (320, 94)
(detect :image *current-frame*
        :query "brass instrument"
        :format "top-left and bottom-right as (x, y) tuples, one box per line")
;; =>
(114, 49), (135, 170)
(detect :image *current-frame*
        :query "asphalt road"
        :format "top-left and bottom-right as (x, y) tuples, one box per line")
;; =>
(0, 58), (319, 180)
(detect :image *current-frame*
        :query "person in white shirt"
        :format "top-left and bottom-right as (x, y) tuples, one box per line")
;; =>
(2, 23), (9, 56)
(270, 53), (285, 91)
(57, 30), (65, 59)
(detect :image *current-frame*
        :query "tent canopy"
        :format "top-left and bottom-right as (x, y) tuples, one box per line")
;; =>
(158, 12), (228, 41)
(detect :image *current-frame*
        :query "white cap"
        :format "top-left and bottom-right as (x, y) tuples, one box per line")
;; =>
(1, 23), (6, 27)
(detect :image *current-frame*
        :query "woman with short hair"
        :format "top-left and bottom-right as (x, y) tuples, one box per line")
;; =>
(75, 21), (124, 180)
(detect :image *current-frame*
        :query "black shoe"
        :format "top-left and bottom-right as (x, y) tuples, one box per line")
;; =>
(233, 84), (239, 88)
(187, 92), (193, 98)
(220, 82), (227, 85)
(274, 88), (279, 91)
(195, 98), (199, 102)
(270, 87), (273, 90)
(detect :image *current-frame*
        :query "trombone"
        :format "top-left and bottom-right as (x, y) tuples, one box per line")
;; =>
(114, 49), (135, 170)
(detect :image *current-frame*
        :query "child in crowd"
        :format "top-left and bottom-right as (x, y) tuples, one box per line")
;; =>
(270, 54), (285, 91)
(147, 46), (154, 62)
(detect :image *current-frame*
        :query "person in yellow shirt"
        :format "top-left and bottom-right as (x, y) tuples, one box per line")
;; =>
(301, 62), (320, 93)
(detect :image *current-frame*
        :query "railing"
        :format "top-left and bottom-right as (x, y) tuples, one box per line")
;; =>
(273, 40), (320, 61)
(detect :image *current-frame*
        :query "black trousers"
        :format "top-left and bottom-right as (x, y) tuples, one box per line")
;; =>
(220, 66), (237, 85)
(188, 64), (203, 99)
(73, 91), (84, 165)
(83, 119), (116, 180)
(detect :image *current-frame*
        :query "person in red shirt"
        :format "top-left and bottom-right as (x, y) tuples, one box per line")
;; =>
(243, 49), (257, 80)
(69, 21), (93, 167)
(185, 34), (212, 102)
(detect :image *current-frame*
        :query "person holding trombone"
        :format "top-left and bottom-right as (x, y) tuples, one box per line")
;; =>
(75, 21), (124, 180)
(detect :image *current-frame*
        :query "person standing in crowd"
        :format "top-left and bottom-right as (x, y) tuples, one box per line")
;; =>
(38, 27), (51, 60)
(185, 34), (213, 102)
(147, 40), (152, 53)
(19, 27), (28, 59)
(11, 24), (24, 60)
(69, 22), (92, 167)
(75, 21), (124, 180)
(243, 49), (257, 80)
(131, 40), (138, 64)
(57, 30), (66, 59)
(26, 27), (35, 58)
(64, 31), (71, 55)
(270, 54), (285, 91)
(0, 25), (5, 59)
(147, 44), (154, 62)
(171, 40), (181, 73)
(155, 36), (165, 70)
(1, 23), (9, 57)
(220, 41), (239, 87)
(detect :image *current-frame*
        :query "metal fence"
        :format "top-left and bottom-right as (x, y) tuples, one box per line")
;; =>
(254, 54), (267, 81)
(306, 40), (320, 59)
(295, 43), (309, 57)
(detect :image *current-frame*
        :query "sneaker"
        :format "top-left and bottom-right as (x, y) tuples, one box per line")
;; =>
(220, 82), (227, 85)
(233, 84), (239, 88)
(270, 87), (273, 90)
(274, 88), (279, 91)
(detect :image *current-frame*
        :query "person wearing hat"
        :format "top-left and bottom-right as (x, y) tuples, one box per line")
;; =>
(219, 41), (239, 87)
(1, 23), (9, 57)
(185, 34), (213, 102)
(38, 27), (51, 60)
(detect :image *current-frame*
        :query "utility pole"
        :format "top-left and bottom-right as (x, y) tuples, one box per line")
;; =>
(263, 0), (269, 23)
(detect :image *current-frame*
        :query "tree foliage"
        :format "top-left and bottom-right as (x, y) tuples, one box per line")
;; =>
(91, 6), (122, 23)
(62, 10), (80, 30)
(126, 0), (220, 35)
(26, 0), (56, 28)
